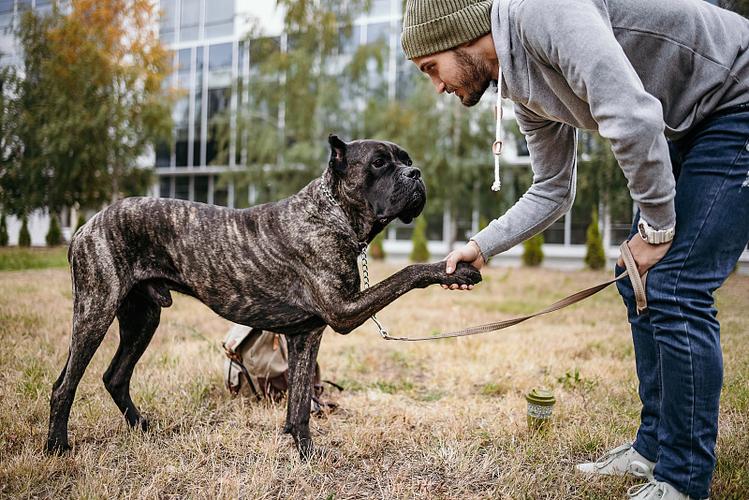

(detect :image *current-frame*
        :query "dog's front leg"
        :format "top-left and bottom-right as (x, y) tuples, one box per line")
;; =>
(283, 326), (324, 460)
(320, 261), (481, 334)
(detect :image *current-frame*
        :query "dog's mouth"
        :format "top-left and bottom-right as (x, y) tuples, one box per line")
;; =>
(396, 181), (426, 224)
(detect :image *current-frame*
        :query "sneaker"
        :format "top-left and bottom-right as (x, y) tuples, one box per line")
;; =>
(576, 442), (655, 478)
(627, 479), (706, 500)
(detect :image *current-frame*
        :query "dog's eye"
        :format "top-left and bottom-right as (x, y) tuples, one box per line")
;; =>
(372, 158), (386, 169)
(405, 159), (413, 166)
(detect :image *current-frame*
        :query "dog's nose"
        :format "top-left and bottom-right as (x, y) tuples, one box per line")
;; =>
(403, 167), (421, 180)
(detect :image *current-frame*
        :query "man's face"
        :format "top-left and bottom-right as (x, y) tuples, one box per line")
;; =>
(413, 47), (493, 107)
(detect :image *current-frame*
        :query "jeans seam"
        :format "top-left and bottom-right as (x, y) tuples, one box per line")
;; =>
(668, 159), (732, 496)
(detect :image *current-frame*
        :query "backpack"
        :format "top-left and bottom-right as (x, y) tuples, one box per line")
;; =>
(222, 324), (341, 412)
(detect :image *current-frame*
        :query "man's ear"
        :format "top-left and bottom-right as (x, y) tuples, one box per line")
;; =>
(328, 134), (347, 175)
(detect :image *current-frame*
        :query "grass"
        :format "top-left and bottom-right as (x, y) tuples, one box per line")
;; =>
(0, 246), (69, 271)
(0, 263), (747, 498)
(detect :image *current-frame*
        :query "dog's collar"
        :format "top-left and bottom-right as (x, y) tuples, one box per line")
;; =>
(320, 183), (368, 252)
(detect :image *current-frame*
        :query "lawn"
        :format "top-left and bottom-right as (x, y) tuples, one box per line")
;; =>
(0, 262), (747, 498)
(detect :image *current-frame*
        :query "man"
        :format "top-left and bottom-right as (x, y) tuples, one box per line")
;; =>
(400, 0), (749, 499)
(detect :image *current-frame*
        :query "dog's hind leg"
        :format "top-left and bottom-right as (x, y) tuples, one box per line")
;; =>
(46, 292), (118, 454)
(103, 284), (161, 431)
(283, 327), (324, 460)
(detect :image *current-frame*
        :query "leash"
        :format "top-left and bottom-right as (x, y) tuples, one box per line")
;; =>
(359, 240), (647, 342)
(320, 180), (648, 342)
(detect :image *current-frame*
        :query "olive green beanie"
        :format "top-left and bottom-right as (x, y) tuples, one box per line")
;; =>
(401, 0), (493, 60)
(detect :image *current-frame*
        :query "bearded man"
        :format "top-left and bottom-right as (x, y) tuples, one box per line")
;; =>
(400, 0), (749, 499)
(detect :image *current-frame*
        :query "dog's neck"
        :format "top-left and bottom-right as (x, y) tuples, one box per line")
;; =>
(320, 170), (385, 248)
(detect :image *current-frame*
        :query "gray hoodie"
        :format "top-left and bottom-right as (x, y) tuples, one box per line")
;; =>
(471, 0), (749, 258)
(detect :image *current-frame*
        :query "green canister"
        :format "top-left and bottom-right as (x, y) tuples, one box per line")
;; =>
(525, 388), (556, 431)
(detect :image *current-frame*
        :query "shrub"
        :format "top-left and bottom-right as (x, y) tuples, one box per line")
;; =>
(46, 213), (63, 246)
(370, 231), (386, 260)
(522, 233), (544, 267)
(410, 216), (429, 262)
(0, 213), (8, 247)
(585, 210), (606, 270)
(19, 215), (31, 247)
(74, 213), (86, 234)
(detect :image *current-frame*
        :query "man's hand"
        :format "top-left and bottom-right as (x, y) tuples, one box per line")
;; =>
(617, 236), (672, 276)
(442, 240), (485, 290)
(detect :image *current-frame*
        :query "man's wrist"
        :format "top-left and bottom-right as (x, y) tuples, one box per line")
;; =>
(468, 239), (486, 263)
(637, 218), (675, 244)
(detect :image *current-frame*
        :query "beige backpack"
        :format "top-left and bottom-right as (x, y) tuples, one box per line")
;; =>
(222, 324), (341, 411)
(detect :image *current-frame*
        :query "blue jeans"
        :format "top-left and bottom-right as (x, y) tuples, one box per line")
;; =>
(616, 106), (749, 499)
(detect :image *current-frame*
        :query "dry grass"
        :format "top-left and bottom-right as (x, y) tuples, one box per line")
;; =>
(1, 263), (747, 499)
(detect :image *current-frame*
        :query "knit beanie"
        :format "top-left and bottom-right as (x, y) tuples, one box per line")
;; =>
(401, 0), (493, 60)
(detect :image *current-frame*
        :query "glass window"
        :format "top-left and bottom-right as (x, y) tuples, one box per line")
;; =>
(338, 25), (361, 55)
(368, 0), (391, 17)
(177, 48), (191, 84)
(176, 127), (189, 166)
(0, 0), (12, 15)
(159, 176), (172, 198)
(213, 176), (228, 206)
(194, 175), (209, 203)
(204, 0), (233, 38)
(18, 0), (32, 12)
(35, 0), (52, 6)
(159, 0), (176, 42)
(206, 87), (230, 165)
(208, 43), (232, 71)
(155, 141), (171, 167)
(175, 176), (190, 200)
(193, 47), (204, 167)
(180, 0), (200, 42)
(366, 22), (390, 45)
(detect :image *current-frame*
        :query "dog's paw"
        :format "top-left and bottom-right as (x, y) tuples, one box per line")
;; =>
(438, 261), (482, 287)
(44, 438), (71, 456)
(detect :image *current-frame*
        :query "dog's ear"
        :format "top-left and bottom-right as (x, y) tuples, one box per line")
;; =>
(328, 134), (348, 175)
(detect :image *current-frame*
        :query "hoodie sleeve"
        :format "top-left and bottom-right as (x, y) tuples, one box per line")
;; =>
(513, 0), (676, 231)
(471, 104), (578, 258)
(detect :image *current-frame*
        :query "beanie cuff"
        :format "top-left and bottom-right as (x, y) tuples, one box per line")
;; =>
(401, 1), (492, 60)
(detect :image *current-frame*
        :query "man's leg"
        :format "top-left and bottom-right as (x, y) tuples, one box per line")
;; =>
(644, 110), (749, 498)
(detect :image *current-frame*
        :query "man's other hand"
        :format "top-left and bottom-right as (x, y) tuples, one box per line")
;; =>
(618, 236), (672, 276)
(443, 240), (485, 290)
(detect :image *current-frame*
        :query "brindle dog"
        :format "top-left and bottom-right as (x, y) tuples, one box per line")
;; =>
(46, 135), (481, 459)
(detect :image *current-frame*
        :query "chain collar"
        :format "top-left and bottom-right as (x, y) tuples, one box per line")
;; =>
(320, 181), (389, 338)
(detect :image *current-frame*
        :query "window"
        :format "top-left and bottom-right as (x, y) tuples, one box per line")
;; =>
(194, 175), (209, 203)
(155, 141), (171, 167)
(208, 43), (232, 71)
(180, 0), (200, 42)
(368, 0), (391, 17)
(159, 0), (176, 44)
(193, 47), (204, 167)
(175, 176), (190, 200)
(338, 25), (361, 55)
(213, 176), (228, 206)
(0, 0), (12, 14)
(204, 0), (233, 38)
(206, 87), (230, 165)
(366, 22), (390, 45)
(159, 176), (172, 198)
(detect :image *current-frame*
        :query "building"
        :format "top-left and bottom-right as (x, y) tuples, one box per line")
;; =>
(1, 0), (748, 273)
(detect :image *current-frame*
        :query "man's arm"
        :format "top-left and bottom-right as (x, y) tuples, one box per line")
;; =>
(515, 0), (676, 232)
(470, 104), (578, 259)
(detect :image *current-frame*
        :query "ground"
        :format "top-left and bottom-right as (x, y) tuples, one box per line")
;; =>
(1, 251), (747, 498)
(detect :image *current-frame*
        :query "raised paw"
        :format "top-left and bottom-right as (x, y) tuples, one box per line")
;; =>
(439, 261), (482, 288)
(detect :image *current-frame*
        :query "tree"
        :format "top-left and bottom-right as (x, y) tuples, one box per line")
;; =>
(18, 215), (31, 247)
(585, 210), (606, 270)
(46, 213), (62, 246)
(410, 217), (429, 262)
(0, 213), (8, 246)
(522, 233), (544, 267)
(370, 231), (385, 260)
(0, 1), (173, 215)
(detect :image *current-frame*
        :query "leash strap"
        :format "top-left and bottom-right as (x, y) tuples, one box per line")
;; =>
(377, 241), (648, 342)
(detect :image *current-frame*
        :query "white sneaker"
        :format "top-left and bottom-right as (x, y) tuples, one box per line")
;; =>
(627, 479), (706, 500)
(576, 442), (655, 478)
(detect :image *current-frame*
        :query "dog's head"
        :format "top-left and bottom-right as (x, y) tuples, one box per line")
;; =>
(327, 135), (426, 229)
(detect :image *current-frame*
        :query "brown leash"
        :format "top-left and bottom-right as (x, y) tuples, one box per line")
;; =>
(375, 241), (647, 342)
